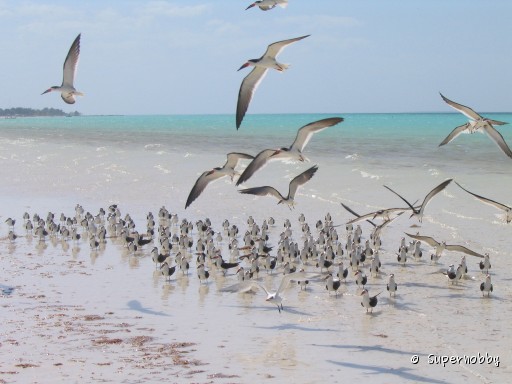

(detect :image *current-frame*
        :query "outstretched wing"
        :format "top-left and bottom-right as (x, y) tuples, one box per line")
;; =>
(224, 152), (254, 169)
(418, 179), (452, 216)
(288, 165), (318, 199)
(239, 186), (285, 202)
(482, 124), (512, 159)
(262, 34), (310, 59)
(438, 123), (470, 146)
(290, 117), (343, 152)
(405, 233), (440, 248)
(62, 33), (81, 88)
(236, 67), (268, 129)
(185, 170), (224, 209)
(439, 93), (481, 121)
(455, 181), (511, 212)
(445, 244), (484, 258)
(236, 149), (277, 186)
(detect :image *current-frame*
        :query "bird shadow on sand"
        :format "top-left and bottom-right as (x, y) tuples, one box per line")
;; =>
(126, 300), (170, 317)
(254, 323), (337, 333)
(0, 284), (15, 295)
(326, 360), (447, 384)
(313, 343), (418, 356)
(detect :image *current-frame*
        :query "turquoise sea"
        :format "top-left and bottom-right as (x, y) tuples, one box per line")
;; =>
(1, 113), (511, 383)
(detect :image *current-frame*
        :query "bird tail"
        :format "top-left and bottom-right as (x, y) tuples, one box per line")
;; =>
(277, 63), (290, 71)
(279, 0), (289, 8)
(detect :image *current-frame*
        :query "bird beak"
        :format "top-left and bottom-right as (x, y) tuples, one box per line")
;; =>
(245, 3), (256, 10)
(41, 89), (52, 95)
(238, 62), (250, 71)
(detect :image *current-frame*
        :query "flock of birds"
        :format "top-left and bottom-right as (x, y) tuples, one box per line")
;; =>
(18, 1), (507, 312)
(3, 184), (498, 315)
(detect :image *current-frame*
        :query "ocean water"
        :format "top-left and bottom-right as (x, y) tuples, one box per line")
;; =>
(1, 113), (511, 383)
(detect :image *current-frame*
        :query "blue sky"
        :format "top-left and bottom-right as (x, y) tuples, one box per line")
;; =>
(0, 0), (510, 115)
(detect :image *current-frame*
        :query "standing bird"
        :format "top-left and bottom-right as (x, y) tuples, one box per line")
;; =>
(41, 34), (84, 104)
(360, 289), (381, 313)
(197, 264), (210, 284)
(324, 274), (341, 296)
(384, 179), (453, 222)
(387, 274), (397, 297)
(354, 270), (367, 288)
(480, 274), (493, 297)
(479, 254), (491, 274)
(236, 34), (310, 129)
(161, 262), (176, 282)
(246, 0), (288, 11)
(455, 181), (512, 223)
(239, 165), (318, 209)
(438, 93), (511, 158)
(236, 117), (343, 185)
(185, 152), (254, 209)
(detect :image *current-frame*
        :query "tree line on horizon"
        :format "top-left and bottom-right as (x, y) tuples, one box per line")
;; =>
(0, 107), (80, 117)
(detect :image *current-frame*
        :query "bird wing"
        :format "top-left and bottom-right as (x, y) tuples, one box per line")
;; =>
(224, 152), (254, 169)
(455, 181), (510, 212)
(288, 165), (318, 199)
(262, 34), (310, 59)
(185, 170), (225, 209)
(290, 117), (344, 152)
(439, 93), (481, 121)
(418, 179), (452, 217)
(383, 185), (416, 211)
(239, 186), (285, 202)
(438, 123), (470, 146)
(445, 244), (485, 258)
(62, 34), (81, 88)
(61, 93), (76, 104)
(487, 119), (508, 126)
(276, 270), (313, 295)
(405, 233), (440, 248)
(482, 124), (512, 159)
(340, 203), (376, 227)
(236, 67), (268, 129)
(346, 211), (379, 225)
(236, 149), (277, 186)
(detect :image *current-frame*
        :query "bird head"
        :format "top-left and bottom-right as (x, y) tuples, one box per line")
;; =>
(245, 2), (257, 10)
(41, 86), (58, 95)
(238, 62), (251, 71)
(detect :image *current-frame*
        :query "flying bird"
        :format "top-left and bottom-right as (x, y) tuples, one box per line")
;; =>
(405, 233), (485, 259)
(383, 179), (453, 222)
(438, 93), (511, 158)
(455, 181), (512, 223)
(236, 34), (310, 129)
(246, 0), (288, 11)
(185, 152), (254, 209)
(239, 165), (318, 209)
(236, 117), (342, 185)
(42, 33), (83, 104)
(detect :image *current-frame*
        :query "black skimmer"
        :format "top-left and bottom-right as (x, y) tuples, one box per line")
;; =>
(444, 264), (463, 285)
(161, 262), (176, 282)
(337, 262), (348, 281)
(197, 264), (210, 284)
(439, 93), (511, 158)
(236, 118), (342, 185)
(238, 165), (318, 209)
(384, 179), (453, 222)
(360, 289), (381, 313)
(42, 34), (83, 104)
(5, 218), (15, 229)
(455, 181), (512, 223)
(185, 152), (254, 209)
(245, 0), (288, 11)
(405, 233), (485, 260)
(8, 231), (17, 242)
(236, 34), (310, 129)
(480, 274), (493, 297)
(324, 274), (341, 296)
(479, 254), (491, 274)
(214, 256), (240, 275)
(387, 274), (397, 297)
(355, 270), (367, 288)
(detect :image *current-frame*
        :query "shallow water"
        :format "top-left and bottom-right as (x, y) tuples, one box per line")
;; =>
(1, 114), (511, 383)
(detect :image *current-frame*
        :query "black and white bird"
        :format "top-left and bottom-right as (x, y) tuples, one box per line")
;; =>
(236, 117), (342, 185)
(479, 254), (491, 274)
(161, 262), (176, 282)
(185, 152), (254, 208)
(387, 274), (397, 297)
(239, 165), (318, 209)
(439, 93), (511, 158)
(245, 0), (288, 11)
(360, 289), (381, 313)
(324, 274), (341, 296)
(455, 181), (512, 223)
(384, 179), (453, 222)
(405, 233), (485, 260)
(197, 263), (210, 284)
(444, 264), (463, 285)
(354, 270), (367, 288)
(236, 35), (310, 129)
(42, 34), (83, 104)
(480, 274), (493, 297)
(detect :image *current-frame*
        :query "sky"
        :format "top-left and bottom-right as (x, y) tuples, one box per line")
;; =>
(0, 0), (510, 115)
